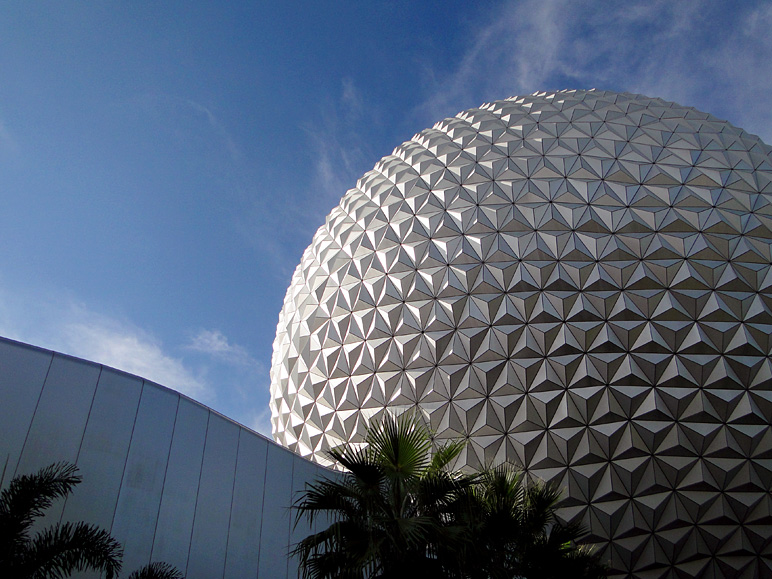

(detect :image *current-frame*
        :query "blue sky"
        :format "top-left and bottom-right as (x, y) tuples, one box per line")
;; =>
(1, 1), (771, 436)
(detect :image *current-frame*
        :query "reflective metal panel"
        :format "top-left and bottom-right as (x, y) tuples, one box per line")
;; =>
(224, 431), (268, 579)
(269, 90), (772, 576)
(151, 398), (208, 573)
(288, 458), (323, 578)
(187, 414), (240, 579)
(111, 384), (178, 573)
(257, 444), (294, 579)
(16, 354), (100, 475)
(62, 368), (142, 530)
(0, 337), (355, 579)
(16, 354), (101, 527)
(0, 339), (52, 488)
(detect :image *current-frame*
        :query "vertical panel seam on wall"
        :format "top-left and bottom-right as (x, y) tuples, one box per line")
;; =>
(149, 391), (182, 564)
(146, 392), (180, 568)
(0, 455), (9, 492)
(286, 455), (296, 578)
(185, 410), (211, 575)
(110, 380), (145, 533)
(59, 365), (103, 523)
(221, 429), (242, 579)
(255, 438), (270, 577)
(11, 351), (55, 481)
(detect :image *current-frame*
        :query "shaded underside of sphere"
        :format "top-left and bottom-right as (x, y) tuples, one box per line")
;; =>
(270, 90), (772, 577)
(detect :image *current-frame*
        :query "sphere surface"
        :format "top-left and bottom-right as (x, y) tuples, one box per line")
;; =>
(271, 90), (772, 576)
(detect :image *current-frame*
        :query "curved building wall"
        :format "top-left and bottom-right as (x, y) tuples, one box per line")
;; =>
(0, 336), (327, 579)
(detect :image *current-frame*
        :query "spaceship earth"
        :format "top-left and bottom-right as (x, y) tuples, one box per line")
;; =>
(270, 90), (772, 576)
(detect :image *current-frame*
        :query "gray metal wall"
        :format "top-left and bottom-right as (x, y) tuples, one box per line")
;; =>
(0, 337), (328, 579)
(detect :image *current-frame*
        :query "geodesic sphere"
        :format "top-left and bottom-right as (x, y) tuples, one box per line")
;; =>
(270, 90), (772, 576)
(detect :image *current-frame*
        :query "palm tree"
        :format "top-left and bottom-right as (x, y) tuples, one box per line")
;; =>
(0, 462), (123, 579)
(292, 413), (473, 579)
(0, 462), (185, 579)
(454, 464), (607, 579)
(293, 418), (607, 579)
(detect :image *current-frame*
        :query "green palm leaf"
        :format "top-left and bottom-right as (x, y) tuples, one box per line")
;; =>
(293, 419), (606, 578)
(366, 413), (431, 477)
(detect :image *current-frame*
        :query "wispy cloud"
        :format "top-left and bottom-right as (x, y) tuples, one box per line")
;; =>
(115, 91), (246, 188)
(341, 77), (364, 122)
(417, 0), (772, 141)
(417, 0), (573, 122)
(239, 76), (380, 281)
(183, 98), (243, 164)
(305, 77), (376, 219)
(0, 286), (276, 435)
(184, 328), (272, 436)
(0, 117), (19, 157)
(247, 406), (273, 439)
(705, 3), (772, 142)
(61, 314), (209, 399)
(0, 289), (209, 400)
(186, 328), (258, 367)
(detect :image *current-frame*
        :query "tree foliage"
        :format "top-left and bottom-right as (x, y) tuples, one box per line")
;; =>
(293, 415), (607, 579)
(293, 413), (472, 578)
(453, 464), (607, 579)
(127, 561), (184, 579)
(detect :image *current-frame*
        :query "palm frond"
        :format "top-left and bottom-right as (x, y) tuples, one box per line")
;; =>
(293, 478), (369, 527)
(0, 462), (81, 542)
(293, 416), (607, 579)
(415, 469), (475, 519)
(392, 514), (437, 548)
(545, 518), (588, 550)
(427, 439), (466, 474)
(292, 519), (377, 579)
(327, 446), (388, 506)
(23, 521), (123, 579)
(521, 480), (561, 534)
(127, 561), (184, 579)
(366, 413), (431, 477)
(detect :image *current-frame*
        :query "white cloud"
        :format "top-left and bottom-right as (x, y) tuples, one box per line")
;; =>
(0, 117), (18, 156)
(417, 0), (772, 141)
(247, 406), (273, 439)
(61, 315), (209, 400)
(186, 328), (258, 368)
(417, 0), (573, 122)
(0, 290), (209, 401)
(0, 287), (279, 436)
(184, 98), (243, 164)
(235, 78), (382, 281)
(305, 78), (378, 213)
(341, 77), (364, 122)
(704, 4), (772, 142)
